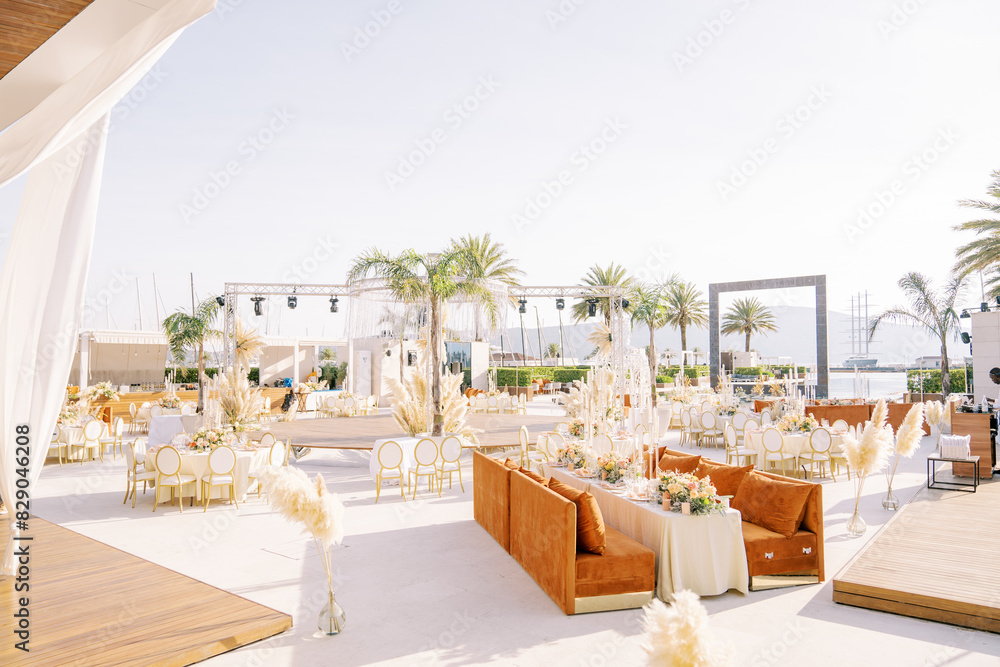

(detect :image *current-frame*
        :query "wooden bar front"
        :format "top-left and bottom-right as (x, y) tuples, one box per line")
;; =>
(949, 412), (993, 479)
(805, 404), (872, 429)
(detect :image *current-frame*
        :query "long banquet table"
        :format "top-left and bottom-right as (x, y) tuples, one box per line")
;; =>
(540, 463), (748, 600)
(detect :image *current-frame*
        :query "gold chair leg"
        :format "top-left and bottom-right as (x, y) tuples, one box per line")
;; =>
(204, 483), (211, 512)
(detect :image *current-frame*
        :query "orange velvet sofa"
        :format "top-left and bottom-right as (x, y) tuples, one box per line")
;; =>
(655, 448), (825, 588)
(473, 452), (656, 614)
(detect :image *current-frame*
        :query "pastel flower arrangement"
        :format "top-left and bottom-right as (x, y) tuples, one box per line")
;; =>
(156, 395), (183, 409)
(556, 442), (589, 468)
(596, 453), (631, 484)
(190, 427), (227, 452)
(58, 403), (85, 424)
(653, 472), (724, 515)
(567, 419), (597, 439)
(716, 406), (738, 417)
(775, 413), (819, 433)
(83, 381), (120, 401)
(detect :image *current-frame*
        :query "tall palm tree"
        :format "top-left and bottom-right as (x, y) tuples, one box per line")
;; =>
(869, 272), (965, 397)
(952, 171), (1000, 296)
(545, 342), (561, 362)
(663, 279), (707, 353)
(452, 233), (523, 340)
(348, 246), (496, 436)
(630, 283), (670, 407)
(162, 297), (221, 412)
(721, 297), (778, 352)
(319, 347), (336, 365)
(571, 262), (631, 325)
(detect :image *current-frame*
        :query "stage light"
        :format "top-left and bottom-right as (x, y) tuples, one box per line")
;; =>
(287, 296), (297, 309)
(215, 296), (225, 307)
(555, 298), (565, 310)
(586, 298), (598, 318)
(251, 296), (264, 316)
(960, 309), (970, 319)
(518, 298), (527, 314)
(981, 302), (988, 312)
(961, 332), (972, 344)
(330, 296), (339, 313)
(621, 298), (630, 309)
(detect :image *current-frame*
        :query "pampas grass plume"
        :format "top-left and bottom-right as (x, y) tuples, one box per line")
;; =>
(842, 398), (893, 476)
(894, 402), (925, 458)
(641, 592), (733, 667)
(258, 466), (345, 547)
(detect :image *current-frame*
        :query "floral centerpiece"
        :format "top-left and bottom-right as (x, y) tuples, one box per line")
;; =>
(190, 427), (227, 452)
(66, 385), (81, 400)
(156, 395), (183, 409)
(567, 419), (597, 439)
(83, 381), (120, 401)
(58, 403), (85, 424)
(775, 413), (818, 433)
(597, 453), (631, 484)
(716, 406), (738, 417)
(652, 472), (725, 515)
(555, 442), (589, 468)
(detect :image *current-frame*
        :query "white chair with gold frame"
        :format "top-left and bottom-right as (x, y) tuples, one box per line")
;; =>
(519, 425), (546, 470)
(437, 435), (465, 493)
(407, 438), (439, 499)
(256, 432), (276, 449)
(700, 412), (723, 449)
(515, 393), (528, 416)
(72, 419), (103, 464)
(123, 438), (156, 508)
(100, 417), (124, 459)
(486, 395), (499, 414)
(761, 427), (796, 477)
(669, 401), (684, 430)
(799, 427), (833, 480)
(679, 410), (695, 447)
(152, 445), (196, 512)
(375, 440), (406, 502)
(832, 418), (849, 433)
(201, 445), (239, 512)
(732, 412), (748, 445)
(724, 422), (757, 467)
(150, 405), (163, 418)
(47, 427), (66, 465)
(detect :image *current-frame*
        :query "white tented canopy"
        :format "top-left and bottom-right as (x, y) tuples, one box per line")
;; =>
(70, 330), (169, 386)
(0, 0), (215, 575)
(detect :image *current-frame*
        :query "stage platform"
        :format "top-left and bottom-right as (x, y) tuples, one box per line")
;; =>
(0, 518), (291, 666)
(833, 477), (1000, 633)
(252, 412), (566, 450)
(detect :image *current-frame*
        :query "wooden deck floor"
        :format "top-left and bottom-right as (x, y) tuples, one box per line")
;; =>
(833, 478), (1000, 633)
(253, 412), (566, 450)
(0, 519), (291, 666)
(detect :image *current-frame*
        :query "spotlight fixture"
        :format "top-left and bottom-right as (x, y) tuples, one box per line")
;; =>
(981, 302), (988, 312)
(330, 296), (339, 313)
(555, 297), (565, 310)
(251, 296), (264, 317)
(961, 332), (972, 344)
(586, 298), (598, 318)
(621, 298), (630, 310)
(215, 296), (225, 307)
(995, 296), (1000, 307)
(287, 295), (297, 309)
(518, 298), (527, 314)
(960, 309), (970, 319)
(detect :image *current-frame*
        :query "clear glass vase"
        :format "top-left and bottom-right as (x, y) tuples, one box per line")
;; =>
(881, 489), (900, 511)
(318, 588), (346, 635)
(846, 510), (867, 538)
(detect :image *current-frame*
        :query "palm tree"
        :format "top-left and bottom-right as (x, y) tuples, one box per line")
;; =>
(663, 279), (707, 353)
(869, 272), (965, 397)
(629, 283), (670, 407)
(319, 347), (336, 365)
(952, 171), (1000, 296)
(162, 297), (221, 412)
(452, 233), (523, 340)
(571, 263), (631, 325)
(721, 297), (778, 352)
(545, 342), (561, 363)
(348, 246), (496, 436)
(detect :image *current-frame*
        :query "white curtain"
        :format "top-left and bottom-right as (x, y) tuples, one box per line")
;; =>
(0, 0), (216, 576)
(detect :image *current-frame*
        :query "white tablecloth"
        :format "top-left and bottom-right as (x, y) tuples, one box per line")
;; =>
(148, 414), (203, 446)
(745, 430), (844, 467)
(539, 463), (593, 491)
(588, 484), (748, 601)
(145, 446), (269, 502)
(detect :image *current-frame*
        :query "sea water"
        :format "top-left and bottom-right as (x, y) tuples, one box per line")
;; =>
(828, 372), (907, 400)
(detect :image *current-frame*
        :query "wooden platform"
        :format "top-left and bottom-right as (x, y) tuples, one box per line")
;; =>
(253, 412), (567, 450)
(833, 478), (1000, 633)
(0, 519), (291, 666)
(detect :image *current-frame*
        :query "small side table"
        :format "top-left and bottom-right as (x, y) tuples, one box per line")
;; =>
(927, 455), (980, 493)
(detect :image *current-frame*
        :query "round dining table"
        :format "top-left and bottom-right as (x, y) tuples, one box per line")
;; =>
(148, 414), (203, 446)
(745, 428), (845, 467)
(145, 445), (270, 502)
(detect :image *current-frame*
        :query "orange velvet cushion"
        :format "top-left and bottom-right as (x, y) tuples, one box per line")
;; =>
(548, 477), (606, 555)
(694, 459), (753, 497)
(519, 467), (549, 487)
(658, 452), (701, 474)
(731, 471), (814, 538)
(503, 458), (519, 471)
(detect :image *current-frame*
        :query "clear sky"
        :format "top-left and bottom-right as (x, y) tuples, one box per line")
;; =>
(1, 0), (999, 349)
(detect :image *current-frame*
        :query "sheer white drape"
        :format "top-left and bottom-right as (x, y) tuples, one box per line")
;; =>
(0, 0), (216, 576)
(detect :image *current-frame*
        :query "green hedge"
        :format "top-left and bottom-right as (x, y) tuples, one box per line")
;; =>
(733, 367), (774, 377)
(907, 369), (969, 394)
(657, 365), (710, 379)
(492, 367), (589, 387)
(769, 365), (809, 375)
(463, 369), (472, 387)
(320, 362), (348, 389)
(164, 367), (219, 383)
(248, 367), (259, 384)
